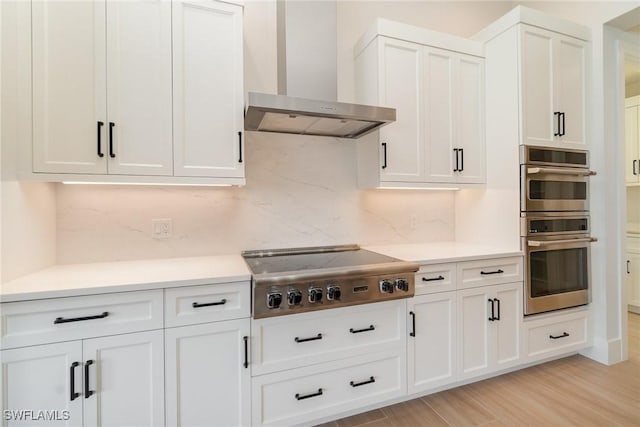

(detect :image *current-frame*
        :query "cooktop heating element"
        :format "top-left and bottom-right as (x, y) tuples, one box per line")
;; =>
(242, 244), (419, 319)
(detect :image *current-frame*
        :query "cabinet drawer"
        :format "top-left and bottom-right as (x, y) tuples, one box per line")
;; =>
(627, 236), (640, 253)
(457, 257), (523, 289)
(525, 311), (589, 360)
(251, 300), (405, 376)
(1, 290), (163, 349)
(165, 282), (250, 327)
(252, 350), (405, 427)
(415, 263), (456, 295)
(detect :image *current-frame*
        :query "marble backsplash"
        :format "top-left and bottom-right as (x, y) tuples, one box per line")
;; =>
(56, 132), (456, 264)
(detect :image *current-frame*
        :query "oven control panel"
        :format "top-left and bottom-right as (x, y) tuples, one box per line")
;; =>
(254, 274), (415, 319)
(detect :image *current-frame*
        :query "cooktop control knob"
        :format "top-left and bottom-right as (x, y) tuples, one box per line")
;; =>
(379, 279), (394, 294)
(266, 292), (283, 309)
(308, 287), (323, 303)
(287, 289), (303, 306)
(327, 285), (341, 301)
(395, 278), (409, 292)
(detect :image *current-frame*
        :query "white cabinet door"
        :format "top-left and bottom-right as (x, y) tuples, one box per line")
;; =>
(83, 330), (164, 427)
(625, 106), (640, 184)
(456, 54), (485, 183)
(105, 0), (173, 176)
(407, 292), (456, 394)
(378, 37), (425, 183)
(173, 0), (245, 178)
(628, 249), (640, 312)
(493, 283), (522, 370)
(0, 342), (83, 427)
(422, 47), (456, 183)
(520, 26), (556, 147)
(457, 287), (491, 380)
(554, 35), (586, 147)
(32, 0), (107, 174)
(165, 319), (250, 427)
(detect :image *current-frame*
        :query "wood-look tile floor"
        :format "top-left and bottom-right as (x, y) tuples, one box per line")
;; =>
(317, 313), (640, 427)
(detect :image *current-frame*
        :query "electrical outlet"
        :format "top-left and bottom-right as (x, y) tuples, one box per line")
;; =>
(152, 219), (172, 239)
(409, 214), (417, 230)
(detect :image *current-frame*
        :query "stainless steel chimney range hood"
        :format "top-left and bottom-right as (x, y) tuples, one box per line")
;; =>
(244, 92), (395, 139)
(244, 0), (396, 139)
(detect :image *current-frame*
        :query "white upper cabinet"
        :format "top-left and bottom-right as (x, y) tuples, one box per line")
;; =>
(28, 0), (245, 184)
(520, 25), (587, 148)
(355, 20), (485, 188)
(173, 0), (244, 179)
(32, 0), (107, 174)
(625, 97), (640, 185)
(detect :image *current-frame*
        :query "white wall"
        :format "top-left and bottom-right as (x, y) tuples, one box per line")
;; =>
(1, 1), (57, 283)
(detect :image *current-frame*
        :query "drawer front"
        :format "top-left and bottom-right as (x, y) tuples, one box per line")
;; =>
(525, 311), (589, 360)
(252, 350), (405, 426)
(1, 290), (163, 349)
(628, 236), (640, 253)
(415, 263), (456, 295)
(165, 282), (250, 327)
(252, 300), (405, 376)
(457, 257), (523, 290)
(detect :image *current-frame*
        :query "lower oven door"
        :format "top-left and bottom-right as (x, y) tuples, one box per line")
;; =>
(521, 165), (591, 212)
(524, 235), (595, 315)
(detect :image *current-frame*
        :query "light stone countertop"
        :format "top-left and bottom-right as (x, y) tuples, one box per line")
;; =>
(1, 255), (251, 303)
(1, 242), (523, 303)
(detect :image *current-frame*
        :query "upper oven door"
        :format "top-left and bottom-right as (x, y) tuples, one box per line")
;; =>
(520, 146), (589, 169)
(521, 165), (590, 212)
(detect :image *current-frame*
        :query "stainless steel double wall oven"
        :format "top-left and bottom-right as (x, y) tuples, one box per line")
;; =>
(520, 146), (597, 315)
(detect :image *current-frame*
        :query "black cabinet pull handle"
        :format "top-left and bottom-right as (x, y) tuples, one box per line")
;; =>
(423, 275), (445, 282)
(84, 360), (94, 398)
(192, 299), (227, 308)
(97, 121), (104, 158)
(494, 298), (501, 321)
(350, 376), (375, 388)
(243, 336), (249, 369)
(409, 311), (416, 337)
(54, 312), (109, 324)
(554, 112), (560, 136)
(350, 325), (375, 334)
(560, 112), (566, 137)
(381, 143), (387, 169)
(549, 332), (570, 340)
(294, 333), (322, 343)
(488, 299), (495, 321)
(108, 122), (115, 158)
(628, 260), (631, 274)
(238, 131), (243, 163)
(295, 388), (323, 401)
(459, 148), (464, 172)
(480, 269), (504, 276)
(633, 160), (638, 176)
(70, 362), (80, 401)
(453, 148), (459, 172)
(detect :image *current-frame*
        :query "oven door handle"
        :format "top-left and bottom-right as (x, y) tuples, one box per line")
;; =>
(526, 167), (596, 177)
(527, 237), (598, 247)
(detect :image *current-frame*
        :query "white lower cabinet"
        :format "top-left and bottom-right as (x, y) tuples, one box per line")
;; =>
(252, 349), (405, 427)
(0, 330), (164, 427)
(523, 309), (589, 362)
(407, 291), (456, 393)
(457, 282), (522, 380)
(165, 319), (251, 427)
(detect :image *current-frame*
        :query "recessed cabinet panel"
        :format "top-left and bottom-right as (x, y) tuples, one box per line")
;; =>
(625, 99), (640, 185)
(32, 0), (107, 174)
(555, 36), (586, 146)
(493, 284), (521, 368)
(520, 27), (555, 147)
(379, 38), (425, 182)
(106, 0), (173, 176)
(457, 288), (491, 379)
(456, 55), (485, 183)
(173, 0), (244, 178)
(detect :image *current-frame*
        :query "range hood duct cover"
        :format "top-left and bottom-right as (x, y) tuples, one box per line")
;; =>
(244, 0), (396, 139)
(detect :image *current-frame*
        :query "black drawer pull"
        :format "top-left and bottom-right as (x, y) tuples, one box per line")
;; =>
(238, 131), (243, 163)
(480, 269), (504, 275)
(409, 311), (416, 337)
(295, 333), (322, 343)
(549, 332), (570, 340)
(554, 112), (561, 136)
(54, 312), (109, 324)
(422, 275), (445, 282)
(381, 142), (388, 169)
(84, 360), (94, 398)
(192, 299), (227, 308)
(243, 336), (249, 369)
(488, 299), (495, 321)
(97, 121), (104, 157)
(350, 325), (375, 334)
(350, 376), (375, 388)
(494, 298), (501, 321)
(295, 388), (323, 401)
(108, 122), (115, 158)
(70, 362), (80, 401)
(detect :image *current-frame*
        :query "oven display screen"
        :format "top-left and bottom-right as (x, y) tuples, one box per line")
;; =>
(353, 286), (369, 293)
(529, 218), (588, 234)
(530, 247), (588, 297)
